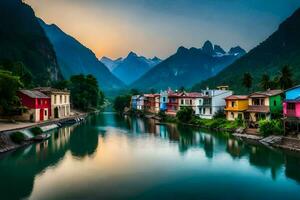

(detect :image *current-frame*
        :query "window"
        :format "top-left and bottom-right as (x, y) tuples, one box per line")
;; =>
(210, 108), (212, 114)
(273, 100), (277, 106)
(190, 100), (192, 105)
(181, 99), (184, 105)
(203, 108), (206, 114)
(54, 95), (56, 104)
(231, 101), (235, 107)
(60, 95), (62, 104)
(287, 103), (295, 110)
(45, 110), (47, 116)
(163, 97), (166, 102)
(231, 112), (234, 119)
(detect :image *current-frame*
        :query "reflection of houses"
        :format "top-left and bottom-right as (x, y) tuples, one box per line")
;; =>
(35, 87), (71, 119)
(131, 95), (140, 110)
(225, 95), (249, 121)
(136, 95), (144, 110)
(18, 90), (51, 122)
(198, 86), (233, 119)
(283, 85), (300, 135)
(246, 90), (283, 126)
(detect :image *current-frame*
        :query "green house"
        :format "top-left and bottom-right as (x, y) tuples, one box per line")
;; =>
(246, 90), (283, 123)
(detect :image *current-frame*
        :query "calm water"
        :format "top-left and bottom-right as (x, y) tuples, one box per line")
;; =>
(1, 111), (300, 200)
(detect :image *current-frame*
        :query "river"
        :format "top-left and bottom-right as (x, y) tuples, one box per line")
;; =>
(1, 111), (300, 200)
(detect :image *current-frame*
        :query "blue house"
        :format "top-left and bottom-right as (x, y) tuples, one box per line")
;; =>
(131, 95), (140, 110)
(160, 90), (168, 111)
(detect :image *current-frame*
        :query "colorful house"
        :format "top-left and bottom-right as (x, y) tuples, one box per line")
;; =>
(18, 90), (51, 122)
(166, 92), (180, 115)
(34, 87), (71, 119)
(144, 94), (160, 113)
(160, 89), (172, 111)
(224, 95), (249, 121)
(136, 95), (144, 110)
(197, 87), (233, 119)
(178, 92), (202, 113)
(245, 90), (283, 126)
(131, 95), (140, 110)
(283, 85), (300, 134)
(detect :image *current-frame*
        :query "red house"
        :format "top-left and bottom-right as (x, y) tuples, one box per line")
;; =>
(18, 90), (51, 122)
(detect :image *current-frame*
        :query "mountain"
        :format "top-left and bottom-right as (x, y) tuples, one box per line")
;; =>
(131, 41), (245, 90)
(0, 0), (62, 85)
(192, 7), (300, 93)
(39, 20), (125, 91)
(100, 57), (123, 71)
(107, 52), (161, 85)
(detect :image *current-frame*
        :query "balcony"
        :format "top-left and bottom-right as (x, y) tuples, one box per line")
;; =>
(286, 109), (297, 117)
(247, 105), (270, 113)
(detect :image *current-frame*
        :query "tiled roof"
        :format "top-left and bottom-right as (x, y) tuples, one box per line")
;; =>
(225, 95), (248, 100)
(34, 87), (70, 94)
(250, 90), (283, 98)
(19, 90), (50, 99)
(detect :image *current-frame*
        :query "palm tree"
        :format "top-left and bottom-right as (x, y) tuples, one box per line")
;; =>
(277, 65), (294, 90)
(260, 73), (271, 90)
(242, 72), (253, 92)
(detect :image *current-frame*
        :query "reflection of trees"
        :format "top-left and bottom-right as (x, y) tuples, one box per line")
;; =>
(285, 154), (300, 183)
(248, 146), (284, 180)
(201, 134), (214, 159)
(0, 120), (100, 200)
(226, 139), (247, 159)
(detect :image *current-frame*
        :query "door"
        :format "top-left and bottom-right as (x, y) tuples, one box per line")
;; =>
(40, 109), (44, 121)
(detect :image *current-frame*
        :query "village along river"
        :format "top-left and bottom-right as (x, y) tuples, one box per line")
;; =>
(1, 111), (300, 200)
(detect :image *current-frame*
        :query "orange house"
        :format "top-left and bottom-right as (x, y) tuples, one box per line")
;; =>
(224, 95), (249, 121)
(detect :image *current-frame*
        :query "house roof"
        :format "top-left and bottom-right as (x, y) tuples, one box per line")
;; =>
(19, 90), (50, 99)
(284, 85), (300, 92)
(34, 87), (70, 94)
(249, 90), (283, 98)
(225, 95), (248, 100)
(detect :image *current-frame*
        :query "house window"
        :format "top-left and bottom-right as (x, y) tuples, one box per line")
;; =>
(231, 112), (234, 119)
(210, 108), (212, 114)
(45, 110), (47, 116)
(287, 103), (295, 110)
(163, 97), (166, 102)
(203, 109), (206, 114)
(60, 95), (62, 104)
(181, 99), (184, 105)
(190, 100), (192, 105)
(273, 100), (277, 106)
(54, 95), (56, 104)
(231, 101), (235, 107)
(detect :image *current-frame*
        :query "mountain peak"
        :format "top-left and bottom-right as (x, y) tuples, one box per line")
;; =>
(128, 51), (138, 58)
(177, 46), (189, 54)
(202, 40), (214, 55)
(213, 45), (226, 54)
(228, 46), (246, 55)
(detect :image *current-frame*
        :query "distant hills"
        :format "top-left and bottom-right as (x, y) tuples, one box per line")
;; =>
(0, 0), (62, 86)
(192, 7), (300, 93)
(39, 20), (125, 91)
(101, 52), (161, 85)
(131, 41), (245, 90)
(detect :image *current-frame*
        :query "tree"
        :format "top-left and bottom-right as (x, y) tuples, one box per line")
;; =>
(130, 88), (140, 95)
(0, 70), (23, 115)
(260, 74), (271, 90)
(69, 74), (104, 111)
(113, 95), (131, 113)
(179, 86), (185, 92)
(242, 72), (253, 92)
(277, 65), (294, 90)
(176, 107), (194, 123)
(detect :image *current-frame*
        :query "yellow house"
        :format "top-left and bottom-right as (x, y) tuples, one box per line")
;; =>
(224, 95), (249, 121)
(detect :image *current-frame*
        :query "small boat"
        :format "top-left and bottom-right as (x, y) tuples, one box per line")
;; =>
(33, 134), (51, 142)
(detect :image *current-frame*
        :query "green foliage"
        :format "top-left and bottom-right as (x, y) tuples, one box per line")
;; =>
(0, 70), (23, 115)
(0, 0), (62, 86)
(52, 80), (70, 90)
(158, 110), (167, 120)
(10, 132), (26, 144)
(213, 110), (226, 119)
(259, 120), (283, 136)
(30, 127), (43, 136)
(260, 73), (272, 90)
(113, 95), (131, 113)
(69, 74), (104, 111)
(176, 107), (194, 123)
(242, 72), (253, 92)
(277, 65), (294, 90)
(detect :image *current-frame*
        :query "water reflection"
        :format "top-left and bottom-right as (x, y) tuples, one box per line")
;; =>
(1, 112), (300, 200)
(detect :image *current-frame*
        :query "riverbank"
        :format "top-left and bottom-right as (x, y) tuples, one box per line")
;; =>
(0, 112), (88, 154)
(127, 111), (300, 154)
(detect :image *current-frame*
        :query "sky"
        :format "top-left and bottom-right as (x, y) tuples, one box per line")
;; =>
(25, 0), (300, 59)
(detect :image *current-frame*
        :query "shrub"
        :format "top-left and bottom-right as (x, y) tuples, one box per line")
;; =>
(30, 127), (43, 136)
(259, 120), (283, 136)
(213, 110), (226, 119)
(158, 110), (167, 120)
(10, 132), (26, 144)
(176, 107), (194, 123)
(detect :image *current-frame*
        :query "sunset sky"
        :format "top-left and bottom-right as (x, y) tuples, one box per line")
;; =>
(25, 0), (300, 59)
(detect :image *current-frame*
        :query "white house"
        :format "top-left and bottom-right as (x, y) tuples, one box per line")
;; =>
(197, 87), (233, 119)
